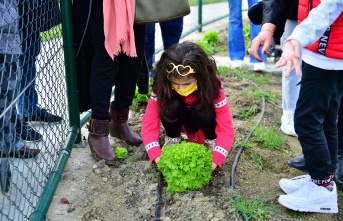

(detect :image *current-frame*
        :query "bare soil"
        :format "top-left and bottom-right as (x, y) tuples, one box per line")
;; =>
(47, 29), (343, 221)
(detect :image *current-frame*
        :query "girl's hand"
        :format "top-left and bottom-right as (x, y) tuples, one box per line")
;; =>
(154, 156), (160, 164)
(212, 162), (217, 170)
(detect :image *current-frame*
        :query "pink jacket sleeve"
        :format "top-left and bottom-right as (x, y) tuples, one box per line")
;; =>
(212, 86), (235, 167)
(141, 92), (162, 163)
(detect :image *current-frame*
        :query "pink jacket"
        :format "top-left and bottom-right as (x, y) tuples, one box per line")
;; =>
(141, 86), (235, 167)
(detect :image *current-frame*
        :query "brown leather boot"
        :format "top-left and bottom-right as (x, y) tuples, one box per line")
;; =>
(109, 104), (142, 146)
(88, 118), (116, 165)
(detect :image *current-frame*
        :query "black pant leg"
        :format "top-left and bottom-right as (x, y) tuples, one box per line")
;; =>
(114, 25), (146, 109)
(295, 62), (343, 179)
(88, 0), (117, 120)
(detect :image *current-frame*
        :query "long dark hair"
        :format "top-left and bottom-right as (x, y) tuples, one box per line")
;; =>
(152, 41), (221, 118)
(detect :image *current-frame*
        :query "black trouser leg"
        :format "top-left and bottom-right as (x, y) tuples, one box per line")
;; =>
(338, 98), (343, 156)
(88, 0), (117, 120)
(294, 62), (343, 179)
(114, 25), (146, 109)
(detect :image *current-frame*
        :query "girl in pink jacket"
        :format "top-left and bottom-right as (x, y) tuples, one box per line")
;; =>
(141, 41), (234, 170)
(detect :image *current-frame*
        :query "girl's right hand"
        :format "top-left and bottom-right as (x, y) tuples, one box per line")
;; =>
(154, 157), (161, 164)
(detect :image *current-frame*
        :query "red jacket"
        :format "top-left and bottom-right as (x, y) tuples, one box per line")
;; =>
(141, 85), (234, 167)
(298, 0), (343, 58)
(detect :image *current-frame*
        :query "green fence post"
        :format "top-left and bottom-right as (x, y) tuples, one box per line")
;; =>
(198, 0), (203, 32)
(61, 0), (82, 144)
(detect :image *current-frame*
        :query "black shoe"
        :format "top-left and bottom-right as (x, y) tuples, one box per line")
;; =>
(287, 154), (307, 171)
(16, 121), (43, 141)
(335, 155), (343, 189)
(2, 146), (41, 158)
(23, 109), (62, 123)
(274, 49), (282, 63)
(0, 159), (11, 192)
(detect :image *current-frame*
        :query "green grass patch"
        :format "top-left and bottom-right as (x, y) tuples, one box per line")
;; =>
(244, 87), (277, 103)
(196, 30), (219, 55)
(227, 193), (271, 220)
(238, 105), (258, 120)
(254, 125), (283, 150)
(124, 154), (141, 163)
(243, 25), (251, 50)
(248, 75), (271, 84)
(246, 150), (266, 170)
(131, 78), (153, 111)
(217, 65), (250, 77)
(40, 24), (62, 42)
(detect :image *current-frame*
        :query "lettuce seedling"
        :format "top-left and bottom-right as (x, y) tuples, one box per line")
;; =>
(115, 147), (128, 159)
(157, 141), (213, 194)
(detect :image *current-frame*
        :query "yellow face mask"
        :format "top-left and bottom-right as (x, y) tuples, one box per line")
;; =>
(172, 82), (198, 96)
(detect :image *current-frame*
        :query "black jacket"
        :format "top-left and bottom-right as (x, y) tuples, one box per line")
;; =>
(262, 0), (298, 38)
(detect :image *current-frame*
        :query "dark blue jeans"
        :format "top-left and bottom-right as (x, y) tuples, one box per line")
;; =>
(17, 0), (41, 118)
(145, 18), (183, 71)
(338, 98), (343, 156)
(294, 61), (343, 180)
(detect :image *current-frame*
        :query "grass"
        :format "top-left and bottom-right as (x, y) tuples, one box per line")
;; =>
(238, 105), (258, 120)
(223, 193), (271, 220)
(244, 87), (277, 103)
(40, 24), (62, 42)
(218, 66), (274, 85)
(246, 150), (266, 170)
(254, 125), (283, 150)
(196, 30), (220, 55)
(124, 154), (141, 163)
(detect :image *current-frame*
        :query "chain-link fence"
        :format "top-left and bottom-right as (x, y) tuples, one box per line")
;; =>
(0, 0), (230, 220)
(0, 0), (71, 220)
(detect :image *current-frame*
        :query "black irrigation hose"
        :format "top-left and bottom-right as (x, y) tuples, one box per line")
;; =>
(228, 77), (266, 221)
(155, 172), (164, 221)
(228, 80), (266, 189)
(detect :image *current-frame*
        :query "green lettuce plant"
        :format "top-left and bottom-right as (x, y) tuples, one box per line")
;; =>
(115, 147), (128, 159)
(157, 141), (213, 194)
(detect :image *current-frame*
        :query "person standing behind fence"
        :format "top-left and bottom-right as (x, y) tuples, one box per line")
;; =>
(145, 18), (184, 77)
(73, 0), (146, 165)
(228, 0), (266, 71)
(0, 0), (40, 158)
(16, 0), (62, 142)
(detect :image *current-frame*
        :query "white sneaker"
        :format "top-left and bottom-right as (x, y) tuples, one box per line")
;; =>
(230, 60), (244, 69)
(279, 174), (311, 194)
(278, 181), (338, 214)
(280, 110), (297, 137)
(253, 62), (266, 71)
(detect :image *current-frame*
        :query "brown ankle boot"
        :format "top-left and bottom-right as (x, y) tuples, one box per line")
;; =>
(109, 104), (142, 146)
(88, 118), (116, 165)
